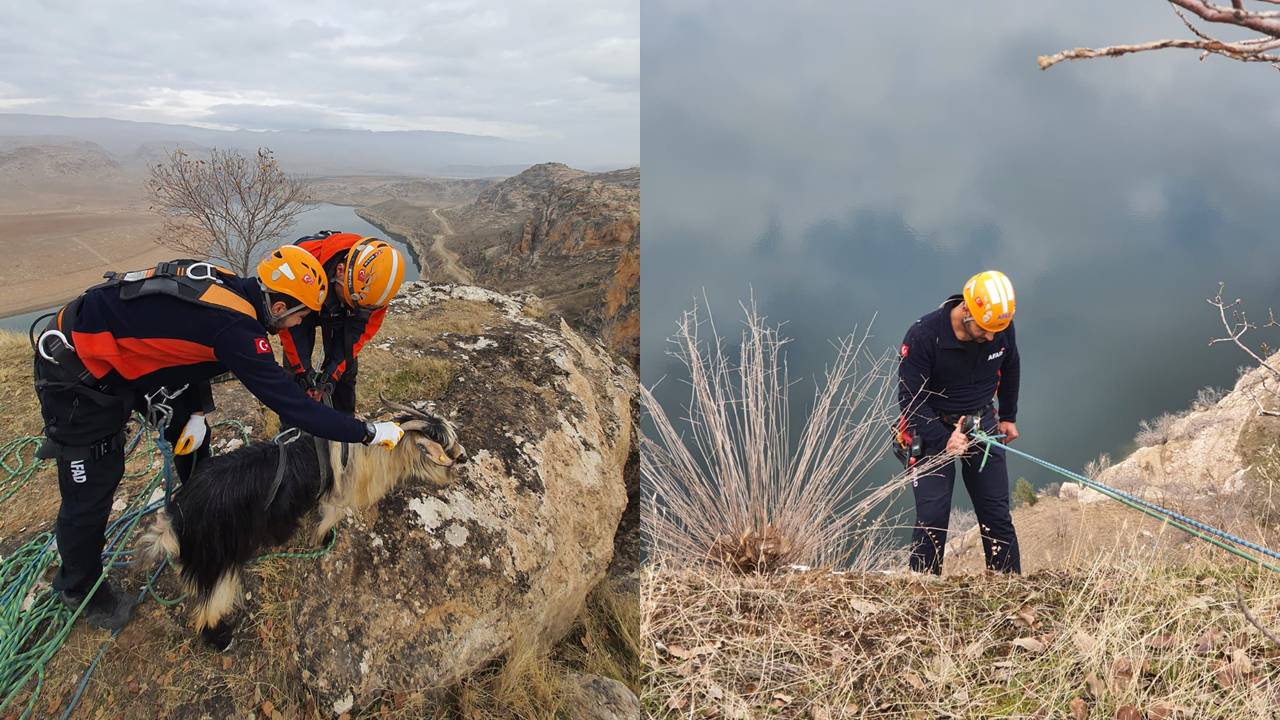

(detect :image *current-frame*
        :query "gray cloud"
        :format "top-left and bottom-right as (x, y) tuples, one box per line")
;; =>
(0, 0), (637, 166)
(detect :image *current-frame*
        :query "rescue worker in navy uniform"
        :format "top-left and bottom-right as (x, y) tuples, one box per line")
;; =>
(32, 246), (406, 631)
(279, 231), (406, 413)
(897, 270), (1021, 575)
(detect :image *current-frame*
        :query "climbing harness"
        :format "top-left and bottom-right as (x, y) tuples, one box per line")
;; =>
(263, 426), (303, 510)
(968, 429), (1280, 574)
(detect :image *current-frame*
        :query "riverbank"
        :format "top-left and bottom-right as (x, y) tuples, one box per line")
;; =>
(355, 204), (475, 284)
(351, 206), (431, 280)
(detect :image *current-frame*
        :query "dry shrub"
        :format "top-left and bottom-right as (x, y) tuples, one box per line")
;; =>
(1084, 452), (1112, 480)
(1135, 413), (1182, 447)
(642, 298), (949, 572)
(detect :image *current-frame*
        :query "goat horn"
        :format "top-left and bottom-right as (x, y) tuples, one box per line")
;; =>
(378, 393), (430, 420)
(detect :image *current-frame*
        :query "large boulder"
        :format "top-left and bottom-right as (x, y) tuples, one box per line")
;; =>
(291, 282), (636, 713)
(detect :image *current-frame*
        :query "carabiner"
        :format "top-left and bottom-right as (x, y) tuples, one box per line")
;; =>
(185, 262), (221, 283)
(36, 329), (72, 364)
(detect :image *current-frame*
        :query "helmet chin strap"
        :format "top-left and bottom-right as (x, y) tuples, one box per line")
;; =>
(257, 279), (308, 329)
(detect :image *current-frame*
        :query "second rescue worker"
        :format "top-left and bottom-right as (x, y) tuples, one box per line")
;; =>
(280, 232), (406, 413)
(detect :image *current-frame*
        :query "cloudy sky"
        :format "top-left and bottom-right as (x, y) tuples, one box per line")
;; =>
(0, 0), (637, 162)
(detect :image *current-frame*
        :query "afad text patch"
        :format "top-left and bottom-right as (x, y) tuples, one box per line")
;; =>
(255, 337), (272, 354)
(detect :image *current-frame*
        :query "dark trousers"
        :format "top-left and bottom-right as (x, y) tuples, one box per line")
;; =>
(908, 408), (1021, 575)
(330, 357), (357, 414)
(34, 356), (208, 595)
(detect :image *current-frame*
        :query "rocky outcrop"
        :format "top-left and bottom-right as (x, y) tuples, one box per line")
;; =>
(473, 162), (587, 214)
(291, 282), (636, 713)
(423, 163), (640, 366)
(565, 673), (642, 720)
(1067, 354), (1280, 505)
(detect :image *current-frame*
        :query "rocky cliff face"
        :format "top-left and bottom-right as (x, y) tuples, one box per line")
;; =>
(445, 163), (641, 366)
(291, 282), (637, 712)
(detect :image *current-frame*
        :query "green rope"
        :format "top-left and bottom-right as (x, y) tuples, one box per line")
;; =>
(255, 527), (338, 561)
(0, 435), (164, 720)
(0, 415), (340, 717)
(0, 437), (43, 505)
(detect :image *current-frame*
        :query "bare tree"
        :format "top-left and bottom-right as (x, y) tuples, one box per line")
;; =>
(148, 147), (312, 275)
(1208, 284), (1280, 417)
(1040, 1), (1280, 71)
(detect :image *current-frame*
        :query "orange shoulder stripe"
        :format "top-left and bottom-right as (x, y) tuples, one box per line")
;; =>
(198, 284), (258, 319)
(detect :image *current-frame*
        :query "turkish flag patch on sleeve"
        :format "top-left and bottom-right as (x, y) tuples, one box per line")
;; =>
(255, 337), (272, 354)
(900, 343), (909, 358)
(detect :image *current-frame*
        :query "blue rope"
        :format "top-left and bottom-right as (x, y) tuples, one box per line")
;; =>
(970, 429), (1280, 565)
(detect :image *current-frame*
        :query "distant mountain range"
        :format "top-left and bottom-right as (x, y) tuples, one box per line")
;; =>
(0, 113), (620, 177)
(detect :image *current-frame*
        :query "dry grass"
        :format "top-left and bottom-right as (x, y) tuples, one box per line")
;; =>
(642, 554), (1280, 719)
(0, 330), (42, 437)
(358, 356), (456, 413)
(391, 299), (502, 338)
(451, 578), (641, 719)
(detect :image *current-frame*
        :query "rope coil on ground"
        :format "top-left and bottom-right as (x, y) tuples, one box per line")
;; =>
(0, 417), (337, 719)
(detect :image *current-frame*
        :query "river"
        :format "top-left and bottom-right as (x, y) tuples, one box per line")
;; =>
(642, 3), (1280, 511)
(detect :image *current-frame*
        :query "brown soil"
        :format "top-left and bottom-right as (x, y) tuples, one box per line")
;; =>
(0, 210), (170, 315)
(945, 495), (1197, 575)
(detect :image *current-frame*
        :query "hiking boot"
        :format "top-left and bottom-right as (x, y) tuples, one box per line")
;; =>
(59, 583), (139, 632)
(201, 622), (235, 652)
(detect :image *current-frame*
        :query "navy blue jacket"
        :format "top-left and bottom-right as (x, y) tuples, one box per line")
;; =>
(898, 295), (1020, 433)
(69, 274), (369, 443)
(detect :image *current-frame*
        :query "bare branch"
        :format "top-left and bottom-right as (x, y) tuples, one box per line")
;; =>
(1041, 0), (1280, 70)
(1208, 285), (1280, 384)
(1235, 585), (1280, 648)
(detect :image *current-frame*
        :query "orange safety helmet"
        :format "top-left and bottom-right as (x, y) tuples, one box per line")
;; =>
(339, 238), (405, 309)
(962, 270), (1016, 333)
(257, 245), (328, 313)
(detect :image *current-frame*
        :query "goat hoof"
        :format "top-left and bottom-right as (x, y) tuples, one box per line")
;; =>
(201, 623), (235, 652)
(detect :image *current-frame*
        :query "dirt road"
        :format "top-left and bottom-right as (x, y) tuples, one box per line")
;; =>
(428, 207), (473, 284)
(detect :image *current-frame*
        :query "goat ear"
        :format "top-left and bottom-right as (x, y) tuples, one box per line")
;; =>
(415, 437), (454, 466)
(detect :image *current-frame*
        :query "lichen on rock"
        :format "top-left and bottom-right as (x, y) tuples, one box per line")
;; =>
(290, 282), (636, 711)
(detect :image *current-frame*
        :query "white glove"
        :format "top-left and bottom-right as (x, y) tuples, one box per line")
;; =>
(174, 413), (207, 456)
(365, 421), (404, 449)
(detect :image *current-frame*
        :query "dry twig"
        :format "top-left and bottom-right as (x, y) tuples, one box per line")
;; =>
(1040, 1), (1280, 70)
(1235, 585), (1280, 648)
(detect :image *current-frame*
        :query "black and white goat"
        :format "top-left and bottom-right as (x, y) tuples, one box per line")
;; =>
(141, 400), (467, 650)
